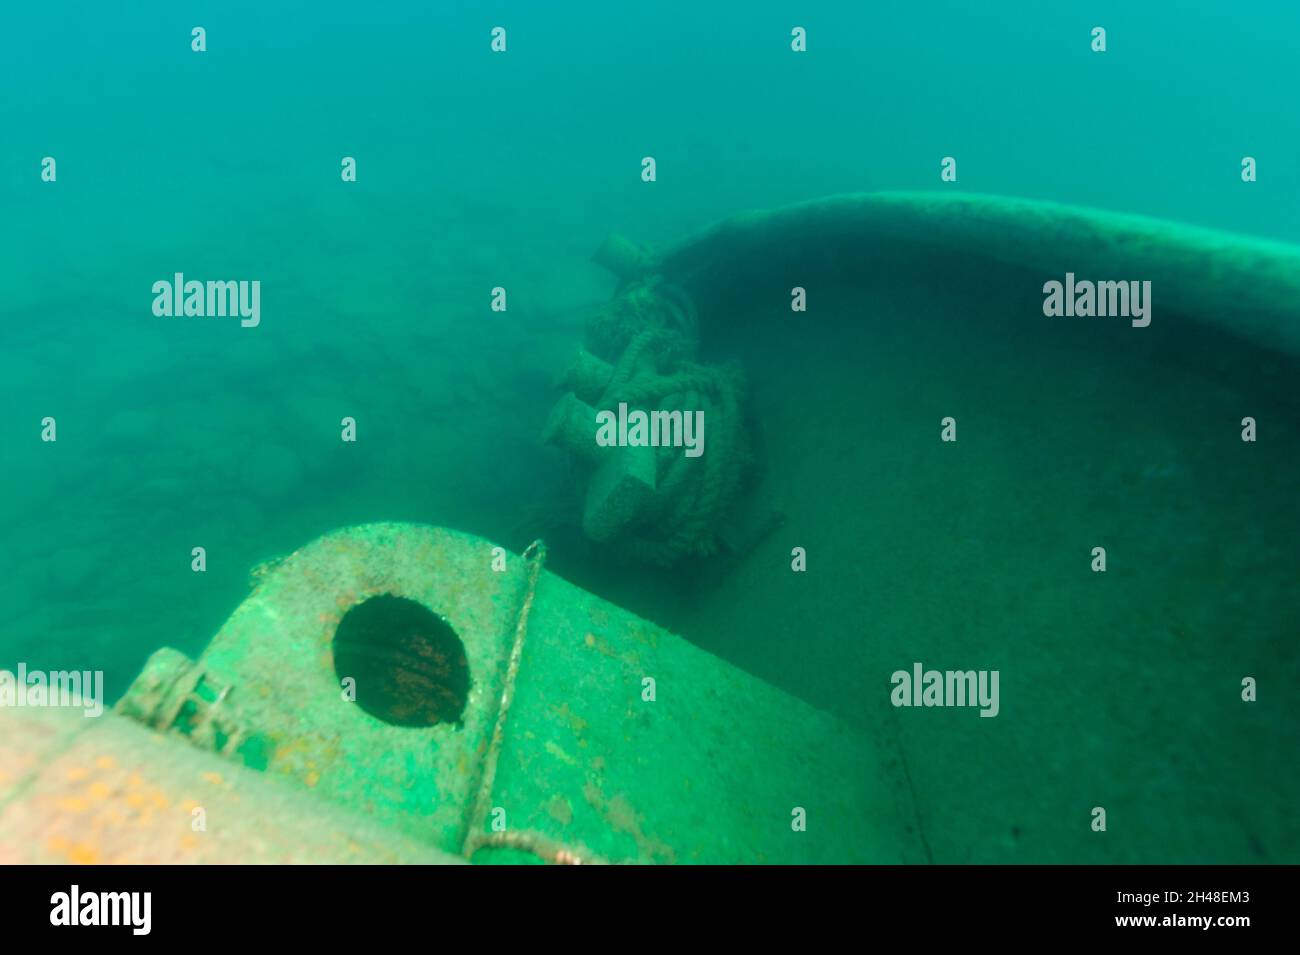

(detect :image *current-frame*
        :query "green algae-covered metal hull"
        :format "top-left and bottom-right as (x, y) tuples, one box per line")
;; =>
(111, 523), (923, 864)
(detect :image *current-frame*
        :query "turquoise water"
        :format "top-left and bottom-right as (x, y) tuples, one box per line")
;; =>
(2, 2), (1297, 863)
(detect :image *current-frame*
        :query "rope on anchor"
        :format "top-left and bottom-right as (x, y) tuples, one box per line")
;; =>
(597, 343), (751, 566)
(546, 273), (756, 566)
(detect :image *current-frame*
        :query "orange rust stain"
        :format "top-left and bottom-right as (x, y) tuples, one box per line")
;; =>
(47, 836), (70, 853)
(201, 772), (224, 786)
(100, 808), (127, 827)
(551, 703), (588, 735)
(57, 796), (89, 813)
(65, 766), (89, 782)
(581, 781), (675, 863)
(548, 797), (574, 826)
(87, 782), (111, 801)
(544, 741), (577, 766)
(94, 756), (116, 771)
(626, 624), (661, 649)
(68, 843), (100, 864)
(581, 631), (639, 666)
(126, 793), (147, 809)
(606, 794), (638, 831)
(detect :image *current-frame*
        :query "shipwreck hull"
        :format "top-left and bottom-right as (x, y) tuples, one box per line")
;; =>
(657, 191), (1300, 360)
(563, 192), (1300, 864)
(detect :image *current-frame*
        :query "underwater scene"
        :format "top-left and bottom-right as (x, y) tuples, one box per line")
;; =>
(1, 1), (1297, 867)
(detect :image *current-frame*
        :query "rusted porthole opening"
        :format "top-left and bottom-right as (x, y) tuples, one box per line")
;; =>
(332, 594), (469, 726)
